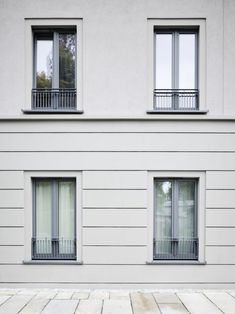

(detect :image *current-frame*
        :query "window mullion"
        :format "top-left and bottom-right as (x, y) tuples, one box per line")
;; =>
(194, 180), (198, 238)
(174, 32), (179, 110)
(53, 32), (59, 89)
(52, 180), (59, 239)
(195, 32), (198, 90)
(171, 32), (175, 91)
(33, 36), (37, 89)
(173, 180), (179, 239)
(32, 180), (36, 238)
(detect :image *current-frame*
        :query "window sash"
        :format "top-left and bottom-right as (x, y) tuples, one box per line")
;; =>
(154, 178), (198, 260)
(154, 29), (198, 90)
(33, 30), (76, 89)
(32, 178), (76, 259)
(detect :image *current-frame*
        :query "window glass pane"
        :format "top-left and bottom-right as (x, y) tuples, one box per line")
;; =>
(58, 180), (75, 254)
(59, 33), (76, 88)
(179, 34), (196, 89)
(36, 39), (53, 88)
(35, 181), (52, 253)
(155, 181), (172, 256)
(178, 181), (196, 238)
(155, 34), (172, 89)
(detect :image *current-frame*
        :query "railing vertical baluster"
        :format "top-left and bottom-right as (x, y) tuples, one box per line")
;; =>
(153, 89), (199, 111)
(32, 88), (76, 111)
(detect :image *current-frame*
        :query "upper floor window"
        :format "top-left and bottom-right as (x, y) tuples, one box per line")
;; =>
(32, 28), (76, 111)
(154, 28), (199, 111)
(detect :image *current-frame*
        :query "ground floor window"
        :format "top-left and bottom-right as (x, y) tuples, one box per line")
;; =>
(32, 178), (76, 260)
(154, 178), (198, 260)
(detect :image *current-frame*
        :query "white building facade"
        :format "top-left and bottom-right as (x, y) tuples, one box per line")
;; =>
(0, 0), (235, 288)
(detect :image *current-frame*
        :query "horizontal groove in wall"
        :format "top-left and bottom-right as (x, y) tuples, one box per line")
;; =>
(82, 188), (147, 191)
(206, 245), (235, 248)
(2, 151), (234, 154)
(1, 115), (235, 121)
(1, 150), (235, 153)
(83, 207), (147, 209)
(82, 226), (147, 229)
(0, 263), (234, 266)
(82, 208), (147, 210)
(2, 282), (235, 285)
(206, 226), (235, 229)
(206, 207), (235, 209)
(1, 131), (235, 134)
(0, 188), (24, 191)
(0, 226), (23, 229)
(0, 245), (24, 247)
(206, 188), (235, 191)
(82, 245), (147, 247)
(0, 207), (24, 209)
(0, 208), (24, 210)
(2, 169), (235, 172)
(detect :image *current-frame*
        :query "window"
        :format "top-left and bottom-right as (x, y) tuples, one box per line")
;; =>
(154, 178), (198, 260)
(32, 28), (76, 111)
(154, 28), (199, 111)
(32, 178), (76, 260)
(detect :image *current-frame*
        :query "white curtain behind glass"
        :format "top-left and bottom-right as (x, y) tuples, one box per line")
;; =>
(59, 181), (75, 254)
(155, 181), (172, 254)
(35, 181), (52, 253)
(178, 181), (195, 239)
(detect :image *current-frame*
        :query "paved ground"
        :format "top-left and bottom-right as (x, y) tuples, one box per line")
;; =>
(0, 289), (235, 313)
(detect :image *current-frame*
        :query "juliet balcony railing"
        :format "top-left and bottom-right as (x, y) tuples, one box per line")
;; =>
(153, 238), (198, 260)
(32, 88), (76, 111)
(154, 89), (199, 111)
(32, 238), (76, 260)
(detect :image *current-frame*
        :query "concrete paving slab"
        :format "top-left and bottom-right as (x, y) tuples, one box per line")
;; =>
(131, 292), (161, 314)
(41, 300), (78, 314)
(34, 291), (57, 300)
(89, 290), (109, 299)
(0, 295), (33, 314)
(177, 292), (223, 314)
(0, 295), (11, 306)
(0, 289), (18, 296)
(54, 291), (73, 299)
(153, 292), (181, 304)
(75, 299), (103, 314)
(204, 292), (235, 314)
(18, 298), (49, 314)
(110, 291), (130, 300)
(103, 299), (132, 314)
(72, 292), (90, 299)
(158, 303), (189, 314)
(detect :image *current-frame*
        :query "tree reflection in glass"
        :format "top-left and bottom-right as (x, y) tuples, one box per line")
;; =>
(59, 34), (76, 88)
(36, 39), (53, 88)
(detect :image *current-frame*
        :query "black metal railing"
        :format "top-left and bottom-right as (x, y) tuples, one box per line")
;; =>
(153, 238), (198, 260)
(154, 89), (199, 111)
(32, 238), (76, 260)
(32, 88), (76, 111)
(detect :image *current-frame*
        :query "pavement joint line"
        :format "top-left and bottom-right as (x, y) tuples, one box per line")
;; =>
(152, 292), (162, 313)
(40, 298), (51, 314)
(15, 294), (35, 314)
(201, 292), (225, 314)
(73, 298), (80, 314)
(175, 292), (191, 314)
